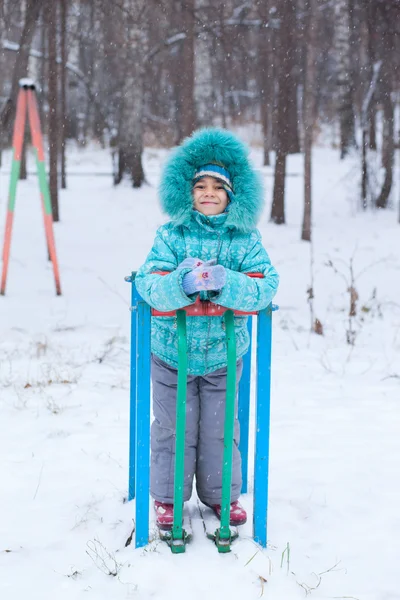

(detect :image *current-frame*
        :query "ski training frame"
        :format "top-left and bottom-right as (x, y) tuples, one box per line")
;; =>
(126, 271), (278, 553)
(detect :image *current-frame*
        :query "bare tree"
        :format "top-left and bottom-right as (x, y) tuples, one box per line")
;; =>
(360, 60), (381, 209)
(0, 0), (43, 162)
(374, 3), (396, 210)
(301, 0), (317, 242)
(376, 82), (394, 208)
(194, 0), (213, 128)
(59, 0), (68, 189)
(285, 0), (301, 154)
(173, 0), (196, 143)
(334, 0), (356, 158)
(47, 0), (59, 220)
(366, 0), (378, 150)
(256, 0), (272, 166)
(115, 0), (148, 187)
(180, 0), (196, 139)
(271, 0), (294, 224)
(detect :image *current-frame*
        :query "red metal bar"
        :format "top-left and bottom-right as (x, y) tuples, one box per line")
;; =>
(1, 211), (14, 295)
(1, 89), (28, 294)
(151, 272), (263, 317)
(26, 89), (45, 161)
(43, 214), (62, 295)
(12, 89), (27, 161)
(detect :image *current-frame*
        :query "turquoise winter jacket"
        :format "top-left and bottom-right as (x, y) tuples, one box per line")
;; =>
(135, 128), (279, 375)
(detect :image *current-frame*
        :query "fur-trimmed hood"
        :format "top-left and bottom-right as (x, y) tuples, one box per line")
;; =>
(159, 128), (264, 233)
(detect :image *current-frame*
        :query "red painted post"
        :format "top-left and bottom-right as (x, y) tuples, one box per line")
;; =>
(1, 89), (27, 295)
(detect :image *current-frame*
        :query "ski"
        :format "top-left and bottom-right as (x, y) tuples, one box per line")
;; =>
(197, 499), (239, 552)
(158, 508), (193, 550)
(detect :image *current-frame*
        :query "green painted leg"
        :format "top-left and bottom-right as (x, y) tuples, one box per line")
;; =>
(215, 309), (237, 553)
(170, 310), (188, 553)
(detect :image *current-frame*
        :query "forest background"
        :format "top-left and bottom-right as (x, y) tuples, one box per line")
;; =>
(1, 0), (399, 239)
(1, 4), (400, 598)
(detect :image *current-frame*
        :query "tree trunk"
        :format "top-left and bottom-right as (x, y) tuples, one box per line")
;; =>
(60, 0), (67, 189)
(301, 0), (317, 242)
(366, 2), (377, 151)
(257, 1), (271, 166)
(271, 149), (286, 224)
(374, 2), (396, 209)
(0, 0), (43, 159)
(7, 0), (43, 121)
(334, 0), (356, 159)
(116, 1), (147, 187)
(47, 0), (59, 221)
(375, 92), (394, 209)
(361, 129), (368, 209)
(175, 0), (196, 142)
(368, 106), (377, 151)
(218, 5), (228, 129)
(194, 0), (213, 127)
(270, 0), (293, 224)
(285, 0), (301, 154)
(38, 14), (47, 128)
(20, 134), (28, 179)
(360, 60), (382, 210)
(117, 65), (146, 188)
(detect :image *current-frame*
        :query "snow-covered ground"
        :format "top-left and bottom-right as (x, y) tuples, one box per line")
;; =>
(0, 140), (399, 600)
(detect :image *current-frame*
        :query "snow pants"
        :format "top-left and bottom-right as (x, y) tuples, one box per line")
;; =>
(150, 354), (243, 505)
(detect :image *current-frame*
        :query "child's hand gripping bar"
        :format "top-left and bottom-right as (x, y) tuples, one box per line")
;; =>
(151, 272), (264, 317)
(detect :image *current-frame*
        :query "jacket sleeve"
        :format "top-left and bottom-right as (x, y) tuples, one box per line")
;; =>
(134, 225), (196, 311)
(211, 230), (279, 312)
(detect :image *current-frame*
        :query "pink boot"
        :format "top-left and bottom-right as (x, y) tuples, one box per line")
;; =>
(154, 501), (174, 530)
(210, 500), (247, 526)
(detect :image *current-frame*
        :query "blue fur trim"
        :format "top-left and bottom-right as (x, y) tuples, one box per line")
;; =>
(159, 128), (264, 232)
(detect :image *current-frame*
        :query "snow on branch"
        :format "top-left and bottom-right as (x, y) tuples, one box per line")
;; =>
(232, 3), (252, 19)
(146, 32), (187, 62)
(165, 33), (186, 45)
(224, 19), (262, 27)
(3, 39), (86, 80)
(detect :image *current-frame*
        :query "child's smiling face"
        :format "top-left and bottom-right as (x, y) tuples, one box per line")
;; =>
(192, 176), (229, 216)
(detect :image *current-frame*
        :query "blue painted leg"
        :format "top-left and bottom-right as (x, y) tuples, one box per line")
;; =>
(128, 273), (139, 501)
(238, 317), (252, 494)
(253, 306), (272, 548)
(135, 298), (151, 548)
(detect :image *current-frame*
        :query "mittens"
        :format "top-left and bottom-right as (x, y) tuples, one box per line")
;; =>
(177, 257), (204, 270)
(177, 257), (217, 270)
(182, 264), (226, 295)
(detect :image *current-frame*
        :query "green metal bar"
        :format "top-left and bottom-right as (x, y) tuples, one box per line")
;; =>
(34, 151), (53, 216)
(171, 309), (188, 553)
(1, 154), (23, 293)
(8, 159), (21, 213)
(217, 309), (237, 550)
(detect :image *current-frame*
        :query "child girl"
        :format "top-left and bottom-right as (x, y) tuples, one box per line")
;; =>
(135, 128), (279, 529)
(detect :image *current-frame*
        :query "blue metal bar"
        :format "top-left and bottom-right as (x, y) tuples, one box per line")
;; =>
(253, 306), (272, 548)
(135, 296), (151, 548)
(127, 273), (139, 501)
(238, 317), (252, 493)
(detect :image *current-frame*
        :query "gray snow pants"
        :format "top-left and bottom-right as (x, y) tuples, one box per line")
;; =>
(150, 354), (243, 505)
